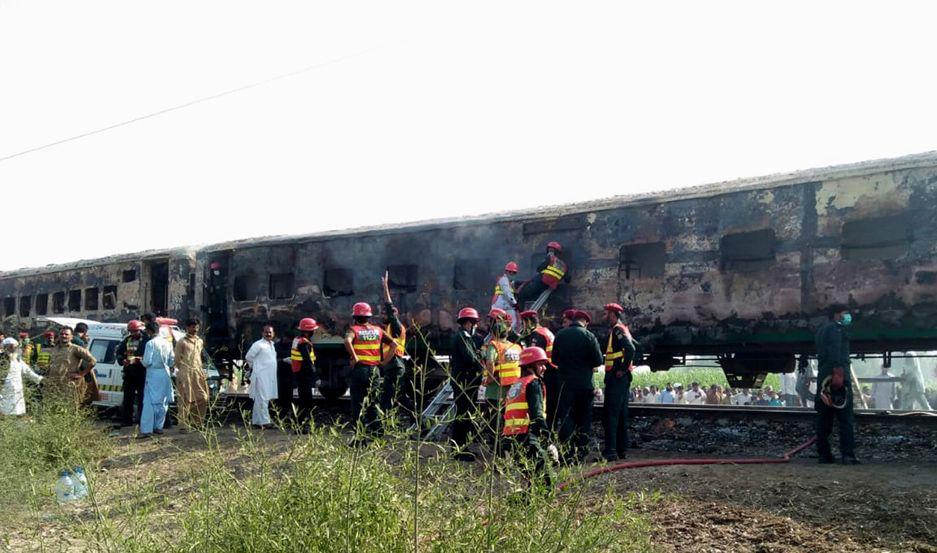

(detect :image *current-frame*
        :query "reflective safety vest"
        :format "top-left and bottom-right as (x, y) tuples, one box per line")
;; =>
(290, 336), (316, 373)
(531, 326), (555, 360)
(492, 277), (514, 304)
(383, 324), (407, 359)
(503, 374), (545, 436)
(351, 324), (384, 366)
(604, 322), (634, 372)
(490, 339), (522, 386)
(540, 254), (568, 289)
(33, 343), (51, 370)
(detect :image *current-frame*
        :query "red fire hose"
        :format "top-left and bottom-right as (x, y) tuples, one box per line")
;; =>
(557, 436), (818, 491)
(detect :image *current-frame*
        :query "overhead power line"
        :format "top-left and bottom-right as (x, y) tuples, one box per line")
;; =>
(0, 47), (378, 164)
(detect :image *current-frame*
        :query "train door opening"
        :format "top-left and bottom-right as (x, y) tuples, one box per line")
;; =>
(147, 260), (169, 316)
(207, 252), (231, 346)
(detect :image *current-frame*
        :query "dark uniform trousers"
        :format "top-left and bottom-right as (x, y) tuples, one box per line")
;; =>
(542, 368), (561, 433)
(557, 386), (594, 459)
(274, 362), (296, 422)
(350, 363), (382, 435)
(380, 357), (415, 421)
(505, 434), (556, 488)
(450, 372), (481, 448)
(602, 371), (631, 459)
(121, 368), (146, 426)
(815, 394), (855, 459)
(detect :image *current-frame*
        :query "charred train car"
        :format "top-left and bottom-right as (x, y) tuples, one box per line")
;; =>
(3, 153), (937, 392)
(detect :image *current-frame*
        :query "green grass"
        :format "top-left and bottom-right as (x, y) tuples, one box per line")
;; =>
(594, 367), (781, 391)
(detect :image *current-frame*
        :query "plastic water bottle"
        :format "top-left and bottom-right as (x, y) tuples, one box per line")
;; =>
(55, 471), (75, 504)
(71, 467), (88, 500)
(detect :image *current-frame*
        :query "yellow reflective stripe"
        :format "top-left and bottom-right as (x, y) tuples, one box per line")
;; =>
(357, 355), (382, 362)
(542, 266), (565, 278)
(504, 418), (529, 427)
(353, 344), (378, 351)
(506, 402), (529, 411)
(290, 352), (303, 360)
(606, 351), (623, 359)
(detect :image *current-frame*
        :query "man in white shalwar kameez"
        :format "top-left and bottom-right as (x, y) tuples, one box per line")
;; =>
(0, 337), (43, 416)
(245, 325), (278, 427)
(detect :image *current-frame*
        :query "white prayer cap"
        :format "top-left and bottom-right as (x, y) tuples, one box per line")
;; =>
(1, 337), (18, 347)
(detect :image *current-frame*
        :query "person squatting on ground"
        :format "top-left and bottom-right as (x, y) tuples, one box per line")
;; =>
(503, 346), (557, 488)
(814, 304), (859, 465)
(553, 309), (603, 462)
(245, 324), (278, 428)
(0, 337), (43, 416)
(139, 321), (174, 437)
(344, 302), (397, 443)
(601, 303), (636, 462)
(174, 318), (211, 432)
(114, 320), (149, 428)
(481, 308), (523, 447)
(449, 307), (485, 461)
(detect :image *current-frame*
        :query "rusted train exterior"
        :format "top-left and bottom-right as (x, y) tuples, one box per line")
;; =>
(3, 153), (936, 392)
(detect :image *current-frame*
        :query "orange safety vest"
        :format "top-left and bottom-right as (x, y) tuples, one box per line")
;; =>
(490, 339), (522, 386)
(383, 323), (407, 359)
(290, 336), (316, 373)
(531, 326), (555, 360)
(540, 254), (568, 289)
(604, 322), (634, 372)
(503, 373), (545, 436)
(351, 324), (384, 366)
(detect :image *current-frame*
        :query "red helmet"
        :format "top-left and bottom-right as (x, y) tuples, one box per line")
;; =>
(504, 261), (519, 273)
(43, 330), (55, 338)
(457, 307), (480, 321)
(604, 303), (624, 314)
(209, 261), (222, 270)
(562, 309), (577, 320)
(352, 302), (373, 317)
(18, 331), (28, 339)
(488, 307), (508, 321)
(547, 241), (563, 253)
(519, 310), (538, 320)
(297, 318), (319, 332)
(574, 310), (592, 324)
(127, 320), (144, 332)
(520, 346), (552, 367)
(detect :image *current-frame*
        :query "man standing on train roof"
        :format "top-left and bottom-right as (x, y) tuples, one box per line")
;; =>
(245, 324), (278, 429)
(379, 271), (414, 422)
(491, 261), (520, 333)
(516, 241), (571, 306)
(519, 310), (559, 431)
(502, 346), (557, 488)
(114, 320), (149, 429)
(601, 303), (637, 462)
(344, 301), (397, 445)
(815, 304), (859, 465)
(449, 306), (485, 461)
(290, 317), (319, 430)
(174, 317), (212, 433)
(552, 309), (603, 462)
(480, 308), (523, 445)
(139, 321), (174, 438)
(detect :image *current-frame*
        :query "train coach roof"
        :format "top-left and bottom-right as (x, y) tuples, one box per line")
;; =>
(3, 150), (937, 275)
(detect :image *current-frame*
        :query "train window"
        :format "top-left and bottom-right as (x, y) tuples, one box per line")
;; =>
(35, 294), (48, 315)
(68, 290), (82, 311)
(841, 214), (910, 261)
(720, 229), (776, 272)
(53, 292), (65, 314)
(269, 273), (294, 299)
(453, 258), (491, 291)
(122, 269), (137, 283)
(19, 295), (31, 317)
(619, 242), (666, 279)
(84, 287), (99, 311)
(233, 272), (259, 301)
(3, 297), (14, 317)
(324, 268), (354, 298)
(102, 286), (117, 310)
(387, 264), (418, 293)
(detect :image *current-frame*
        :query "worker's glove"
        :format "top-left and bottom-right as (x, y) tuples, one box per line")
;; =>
(546, 444), (559, 464)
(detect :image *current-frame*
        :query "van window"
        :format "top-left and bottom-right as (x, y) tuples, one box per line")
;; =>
(89, 339), (120, 364)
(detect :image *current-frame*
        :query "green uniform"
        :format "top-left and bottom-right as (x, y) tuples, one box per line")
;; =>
(602, 325), (636, 461)
(552, 323), (603, 459)
(814, 320), (855, 460)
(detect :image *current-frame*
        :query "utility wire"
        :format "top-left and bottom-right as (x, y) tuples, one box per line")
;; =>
(0, 47), (378, 164)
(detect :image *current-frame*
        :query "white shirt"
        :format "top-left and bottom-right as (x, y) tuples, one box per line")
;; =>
(1, 355), (43, 416)
(245, 338), (278, 401)
(871, 372), (896, 410)
(491, 274), (516, 310)
(685, 389), (705, 405)
(780, 373), (798, 396)
(734, 393), (752, 406)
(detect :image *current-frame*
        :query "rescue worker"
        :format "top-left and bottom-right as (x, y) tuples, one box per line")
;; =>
(601, 303), (637, 462)
(114, 320), (149, 428)
(815, 305), (859, 464)
(139, 321), (174, 438)
(561, 309), (577, 328)
(516, 241), (571, 304)
(173, 317), (211, 432)
(380, 271), (413, 421)
(274, 331), (296, 422)
(449, 307), (485, 461)
(0, 337), (43, 416)
(481, 308), (522, 445)
(245, 324), (278, 429)
(17, 332), (33, 362)
(491, 262), (520, 332)
(344, 302), (397, 442)
(518, 310), (559, 430)
(45, 326), (98, 406)
(502, 346), (557, 487)
(71, 322), (90, 347)
(291, 318), (319, 429)
(552, 310), (603, 463)
(29, 331), (55, 372)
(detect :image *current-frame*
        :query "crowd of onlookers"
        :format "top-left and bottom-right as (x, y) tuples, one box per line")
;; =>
(629, 382), (794, 406)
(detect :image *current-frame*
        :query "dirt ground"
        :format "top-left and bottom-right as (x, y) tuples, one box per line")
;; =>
(5, 416), (937, 553)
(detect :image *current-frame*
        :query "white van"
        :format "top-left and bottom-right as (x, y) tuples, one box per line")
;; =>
(38, 316), (186, 409)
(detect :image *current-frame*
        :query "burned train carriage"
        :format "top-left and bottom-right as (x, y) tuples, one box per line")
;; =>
(2, 153), (937, 393)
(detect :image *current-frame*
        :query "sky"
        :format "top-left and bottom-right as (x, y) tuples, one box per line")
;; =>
(1, 1), (936, 271)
